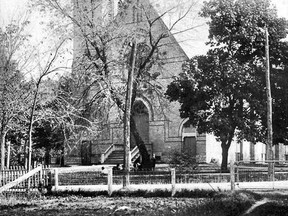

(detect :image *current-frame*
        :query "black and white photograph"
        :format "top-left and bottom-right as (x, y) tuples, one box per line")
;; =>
(0, 0), (288, 215)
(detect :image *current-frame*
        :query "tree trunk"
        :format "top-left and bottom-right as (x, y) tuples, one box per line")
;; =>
(130, 117), (150, 167)
(24, 140), (28, 168)
(27, 87), (39, 171)
(221, 143), (229, 171)
(0, 131), (6, 170)
(129, 52), (151, 168)
(28, 124), (33, 170)
(6, 140), (10, 168)
(123, 42), (137, 188)
(265, 25), (273, 181)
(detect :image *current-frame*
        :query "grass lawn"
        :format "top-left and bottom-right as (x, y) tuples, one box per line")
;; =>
(1, 190), (288, 215)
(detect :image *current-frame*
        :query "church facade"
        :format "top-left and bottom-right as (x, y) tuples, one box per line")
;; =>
(63, 0), (287, 166)
(64, 0), (207, 165)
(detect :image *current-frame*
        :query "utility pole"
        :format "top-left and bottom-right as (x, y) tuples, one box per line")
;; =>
(123, 41), (137, 188)
(265, 25), (273, 181)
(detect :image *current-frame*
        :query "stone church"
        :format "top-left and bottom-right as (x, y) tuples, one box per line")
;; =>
(64, 0), (207, 166)
(64, 0), (288, 166)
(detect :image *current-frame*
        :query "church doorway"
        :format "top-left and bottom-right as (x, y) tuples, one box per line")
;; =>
(81, 141), (91, 165)
(183, 137), (197, 157)
(181, 120), (197, 160)
(131, 100), (149, 149)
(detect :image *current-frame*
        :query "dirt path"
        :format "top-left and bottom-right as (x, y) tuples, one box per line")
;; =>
(243, 198), (270, 215)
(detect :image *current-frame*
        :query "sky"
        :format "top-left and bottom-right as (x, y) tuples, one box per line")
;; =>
(0, 0), (288, 58)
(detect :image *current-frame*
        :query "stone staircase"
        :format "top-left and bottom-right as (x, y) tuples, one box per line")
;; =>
(102, 145), (141, 165)
(104, 150), (125, 165)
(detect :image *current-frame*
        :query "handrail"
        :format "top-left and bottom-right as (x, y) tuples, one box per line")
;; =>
(101, 144), (115, 163)
(131, 146), (140, 163)
(104, 144), (114, 155)
(0, 165), (42, 193)
(131, 146), (139, 158)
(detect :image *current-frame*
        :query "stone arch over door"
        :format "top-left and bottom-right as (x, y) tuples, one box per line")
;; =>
(179, 118), (207, 162)
(179, 118), (197, 139)
(179, 118), (197, 159)
(131, 100), (150, 149)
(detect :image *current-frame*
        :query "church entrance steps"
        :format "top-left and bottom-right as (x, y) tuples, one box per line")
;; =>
(102, 146), (141, 165)
(104, 150), (125, 165)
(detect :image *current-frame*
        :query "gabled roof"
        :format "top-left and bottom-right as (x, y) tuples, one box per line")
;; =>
(115, 0), (189, 60)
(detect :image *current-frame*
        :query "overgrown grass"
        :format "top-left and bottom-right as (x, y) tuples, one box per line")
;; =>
(4, 189), (288, 216)
(245, 201), (288, 216)
(46, 190), (108, 197)
(46, 188), (218, 198)
(174, 188), (216, 198)
(0, 191), (40, 210)
(257, 191), (288, 200)
(162, 191), (260, 216)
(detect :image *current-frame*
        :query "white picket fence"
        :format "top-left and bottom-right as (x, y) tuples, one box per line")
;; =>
(0, 165), (50, 193)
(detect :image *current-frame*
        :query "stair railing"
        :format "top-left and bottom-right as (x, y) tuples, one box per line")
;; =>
(101, 144), (115, 163)
(131, 146), (140, 164)
(101, 144), (138, 164)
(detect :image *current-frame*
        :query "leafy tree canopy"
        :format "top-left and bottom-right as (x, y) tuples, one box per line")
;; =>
(166, 0), (288, 170)
(201, 0), (288, 65)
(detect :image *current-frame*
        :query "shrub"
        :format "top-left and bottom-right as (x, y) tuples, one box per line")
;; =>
(174, 189), (216, 198)
(46, 190), (108, 197)
(164, 191), (256, 216)
(111, 189), (171, 197)
(168, 149), (198, 171)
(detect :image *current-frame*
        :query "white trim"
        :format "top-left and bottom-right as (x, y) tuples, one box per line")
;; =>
(134, 97), (154, 121)
(181, 133), (197, 141)
(178, 118), (197, 139)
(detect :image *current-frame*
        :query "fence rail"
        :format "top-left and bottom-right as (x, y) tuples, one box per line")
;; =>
(2, 161), (288, 195)
(0, 165), (50, 192)
(233, 160), (288, 190)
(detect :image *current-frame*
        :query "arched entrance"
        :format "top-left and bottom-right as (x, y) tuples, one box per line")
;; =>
(131, 100), (149, 148)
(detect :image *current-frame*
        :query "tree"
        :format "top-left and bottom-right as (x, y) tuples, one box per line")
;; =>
(0, 22), (32, 169)
(26, 39), (68, 170)
(166, 0), (288, 170)
(35, 76), (102, 166)
(33, 119), (65, 165)
(167, 56), (267, 170)
(30, 0), (197, 168)
(0, 7), (89, 169)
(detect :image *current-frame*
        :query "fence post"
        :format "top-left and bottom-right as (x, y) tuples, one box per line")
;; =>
(236, 163), (239, 183)
(171, 168), (176, 196)
(272, 161), (275, 189)
(39, 165), (43, 177)
(39, 165), (43, 188)
(230, 160), (235, 192)
(272, 161), (275, 181)
(54, 168), (59, 191)
(27, 168), (31, 189)
(107, 168), (113, 196)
